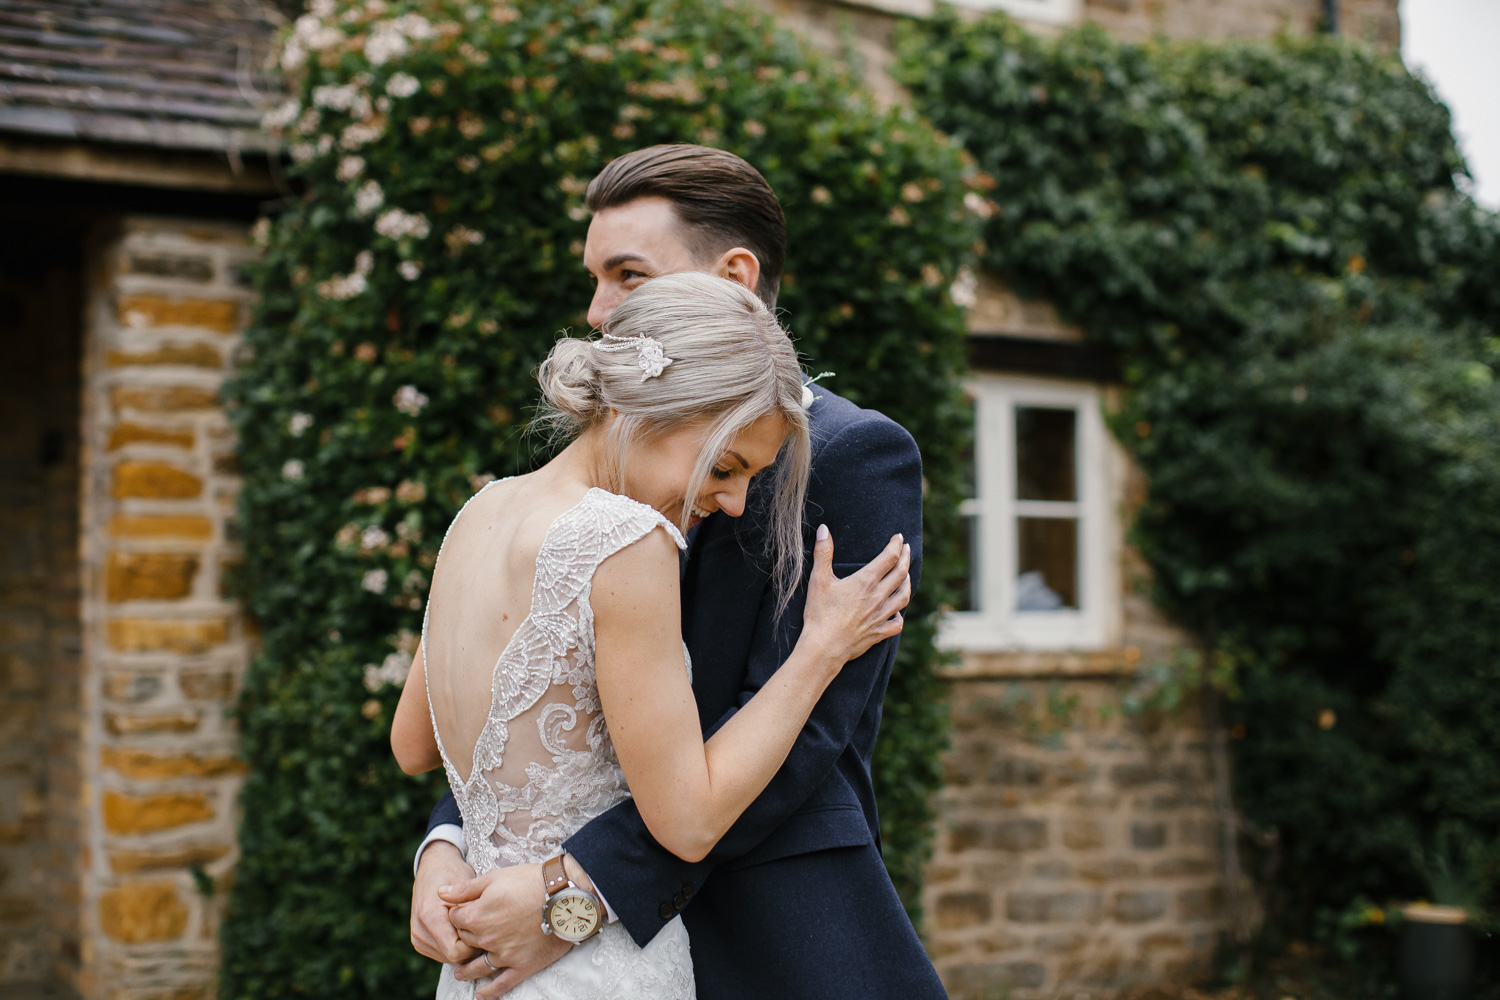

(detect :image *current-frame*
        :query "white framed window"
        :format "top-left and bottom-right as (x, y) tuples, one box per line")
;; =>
(940, 373), (1118, 651)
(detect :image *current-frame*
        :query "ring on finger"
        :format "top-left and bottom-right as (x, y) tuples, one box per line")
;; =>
(482, 953), (498, 972)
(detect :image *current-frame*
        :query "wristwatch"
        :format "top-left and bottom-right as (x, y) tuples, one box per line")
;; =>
(540, 854), (603, 943)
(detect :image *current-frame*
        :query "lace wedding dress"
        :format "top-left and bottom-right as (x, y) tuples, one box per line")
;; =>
(423, 482), (696, 1000)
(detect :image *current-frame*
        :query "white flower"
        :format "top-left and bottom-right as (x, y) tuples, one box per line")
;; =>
(279, 37), (306, 72)
(399, 260), (422, 281)
(293, 13), (342, 51)
(444, 224), (483, 255)
(249, 218), (271, 247)
(360, 525), (390, 550)
(393, 384), (429, 415)
(386, 72), (420, 98)
(316, 133), (334, 155)
(354, 179), (384, 216)
(964, 191), (996, 220)
(295, 108), (322, 135)
(316, 271), (367, 300)
(362, 568), (389, 594)
(337, 155), (365, 182)
(374, 208), (430, 240)
(262, 98), (301, 131)
(313, 84), (358, 112)
(363, 649), (413, 692)
(951, 267), (978, 309)
(340, 121), (385, 150)
(282, 459), (305, 481)
(287, 412), (314, 436)
(354, 250), (374, 275)
(289, 143), (315, 164)
(308, 0), (335, 17)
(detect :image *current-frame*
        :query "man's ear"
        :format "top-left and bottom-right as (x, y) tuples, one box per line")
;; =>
(711, 247), (761, 298)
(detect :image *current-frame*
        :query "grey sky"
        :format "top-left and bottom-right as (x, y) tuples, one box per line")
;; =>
(1400, 0), (1500, 208)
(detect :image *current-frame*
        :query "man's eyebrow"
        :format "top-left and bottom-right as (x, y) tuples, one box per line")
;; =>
(602, 252), (651, 271)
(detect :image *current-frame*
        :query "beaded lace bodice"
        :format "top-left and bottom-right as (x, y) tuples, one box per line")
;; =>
(422, 484), (688, 878)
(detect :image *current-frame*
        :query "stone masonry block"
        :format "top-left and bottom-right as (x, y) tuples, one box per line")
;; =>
(1112, 890), (1168, 923)
(1062, 817), (1105, 850)
(179, 668), (235, 701)
(102, 791), (213, 835)
(106, 619), (226, 654)
(100, 747), (244, 780)
(1006, 890), (1102, 924)
(109, 844), (229, 875)
(102, 671), (164, 704)
(941, 961), (1047, 1000)
(107, 424), (195, 451)
(110, 514), (214, 540)
(108, 343), (224, 369)
(110, 386), (220, 413)
(992, 817), (1048, 851)
(1131, 820), (1167, 850)
(104, 711), (202, 736)
(117, 294), (240, 333)
(98, 881), (189, 943)
(106, 552), (200, 602)
(112, 462), (203, 499)
(123, 252), (215, 282)
(935, 892), (992, 930)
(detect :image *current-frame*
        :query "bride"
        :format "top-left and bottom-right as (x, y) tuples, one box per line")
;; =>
(390, 271), (912, 999)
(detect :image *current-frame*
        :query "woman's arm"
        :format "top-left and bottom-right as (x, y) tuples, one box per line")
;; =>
(593, 523), (909, 863)
(392, 643), (443, 775)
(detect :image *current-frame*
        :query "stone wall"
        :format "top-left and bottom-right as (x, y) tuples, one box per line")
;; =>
(0, 243), (84, 991)
(78, 218), (257, 1000)
(1079, 0), (1398, 47)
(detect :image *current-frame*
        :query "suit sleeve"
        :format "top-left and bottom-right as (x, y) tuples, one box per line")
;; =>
(426, 789), (461, 834)
(565, 416), (924, 947)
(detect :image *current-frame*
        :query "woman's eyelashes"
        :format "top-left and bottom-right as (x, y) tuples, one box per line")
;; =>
(711, 467), (733, 481)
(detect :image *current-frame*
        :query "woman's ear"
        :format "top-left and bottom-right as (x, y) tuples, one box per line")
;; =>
(712, 247), (761, 298)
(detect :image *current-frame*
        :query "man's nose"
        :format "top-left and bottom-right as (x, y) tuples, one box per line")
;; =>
(587, 285), (619, 329)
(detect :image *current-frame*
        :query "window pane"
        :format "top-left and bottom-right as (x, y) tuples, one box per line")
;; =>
(1016, 517), (1077, 610)
(1015, 406), (1076, 502)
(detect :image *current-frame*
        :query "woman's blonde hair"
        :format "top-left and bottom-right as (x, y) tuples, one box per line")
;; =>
(536, 271), (810, 610)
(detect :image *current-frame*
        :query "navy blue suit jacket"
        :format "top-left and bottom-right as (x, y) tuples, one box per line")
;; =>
(426, 389), (947, 999)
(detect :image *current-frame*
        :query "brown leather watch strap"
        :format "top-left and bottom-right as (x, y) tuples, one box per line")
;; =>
(542, 854), (570, 898)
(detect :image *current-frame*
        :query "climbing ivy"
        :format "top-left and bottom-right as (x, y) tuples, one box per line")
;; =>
(897, 10), (1500, 987)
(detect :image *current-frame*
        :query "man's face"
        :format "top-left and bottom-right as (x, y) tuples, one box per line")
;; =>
(582, 196), (705, 329)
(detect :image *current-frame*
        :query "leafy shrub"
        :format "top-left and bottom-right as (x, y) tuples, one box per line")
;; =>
(222, 1), (978, 995)
(896, 10), (1500, 986)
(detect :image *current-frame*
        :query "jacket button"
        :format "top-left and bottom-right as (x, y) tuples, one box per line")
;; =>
(673, 892), (686, 908)
(659, 902), (675, 920)
(682, 883), (695, 899)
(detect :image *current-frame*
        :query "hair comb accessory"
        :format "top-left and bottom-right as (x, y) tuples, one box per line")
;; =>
(595, 333), (674, 380)
(801, 371), (835, 410)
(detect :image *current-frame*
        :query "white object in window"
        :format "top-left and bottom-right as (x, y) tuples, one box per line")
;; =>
(940, 374), (1118, 651)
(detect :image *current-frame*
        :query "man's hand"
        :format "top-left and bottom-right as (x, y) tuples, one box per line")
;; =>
(411, 841), (480, 966)
(445, 861), (574, 1000)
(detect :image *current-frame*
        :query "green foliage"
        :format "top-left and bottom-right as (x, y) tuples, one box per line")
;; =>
(897, 7), (1500, 985)
(222, 1), (976, 994)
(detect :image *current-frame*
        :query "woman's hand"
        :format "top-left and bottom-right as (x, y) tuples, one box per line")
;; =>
(800, 525), (911, 670)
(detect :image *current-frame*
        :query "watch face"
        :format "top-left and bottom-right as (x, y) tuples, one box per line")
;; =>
(547, 889), (601, 942)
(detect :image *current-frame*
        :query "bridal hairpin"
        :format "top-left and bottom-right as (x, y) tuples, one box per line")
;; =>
(801, 371), (835, 410)
(595, 333), (674, 380)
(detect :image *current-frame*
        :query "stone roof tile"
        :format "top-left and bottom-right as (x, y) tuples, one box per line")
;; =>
(0, 0), (282, 153)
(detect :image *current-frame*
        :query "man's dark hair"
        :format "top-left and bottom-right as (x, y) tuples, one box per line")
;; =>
(585, 144), (787, 310)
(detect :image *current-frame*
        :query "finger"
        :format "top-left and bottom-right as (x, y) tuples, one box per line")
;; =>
(859, 533), (905, 582)
(811, 524), (833, 580)
(878, 575), (912, 619)
(876, 543), (911, 595)
(883, 611), (905, 638)
(438, 878), (484, 904)
(441, 930), (482, 966)
(453, 953), (497, 984)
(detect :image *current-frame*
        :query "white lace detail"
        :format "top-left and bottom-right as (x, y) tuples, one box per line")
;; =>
(423, 485), (695, 1000)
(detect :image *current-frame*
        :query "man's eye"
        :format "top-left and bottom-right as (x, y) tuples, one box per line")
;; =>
(621, 270), (648, 282)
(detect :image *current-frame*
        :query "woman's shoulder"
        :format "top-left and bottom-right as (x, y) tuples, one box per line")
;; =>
(576, 488), (688, 552)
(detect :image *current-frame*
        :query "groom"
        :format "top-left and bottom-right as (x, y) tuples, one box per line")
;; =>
(409, 144), (948, 1000)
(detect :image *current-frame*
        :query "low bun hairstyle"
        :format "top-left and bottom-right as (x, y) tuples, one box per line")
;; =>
(536, 271), (810, 610)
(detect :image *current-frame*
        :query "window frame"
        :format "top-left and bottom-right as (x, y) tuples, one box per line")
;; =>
(940, 372), (1119, 652)
(943, 0), (1079, 26)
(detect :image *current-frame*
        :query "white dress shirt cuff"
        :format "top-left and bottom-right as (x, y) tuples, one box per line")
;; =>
(413, 823), (466, 877)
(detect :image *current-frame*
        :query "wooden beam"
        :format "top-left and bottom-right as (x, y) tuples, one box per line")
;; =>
(966, 332), (1120, 382)
(0, 136), (278, 195)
